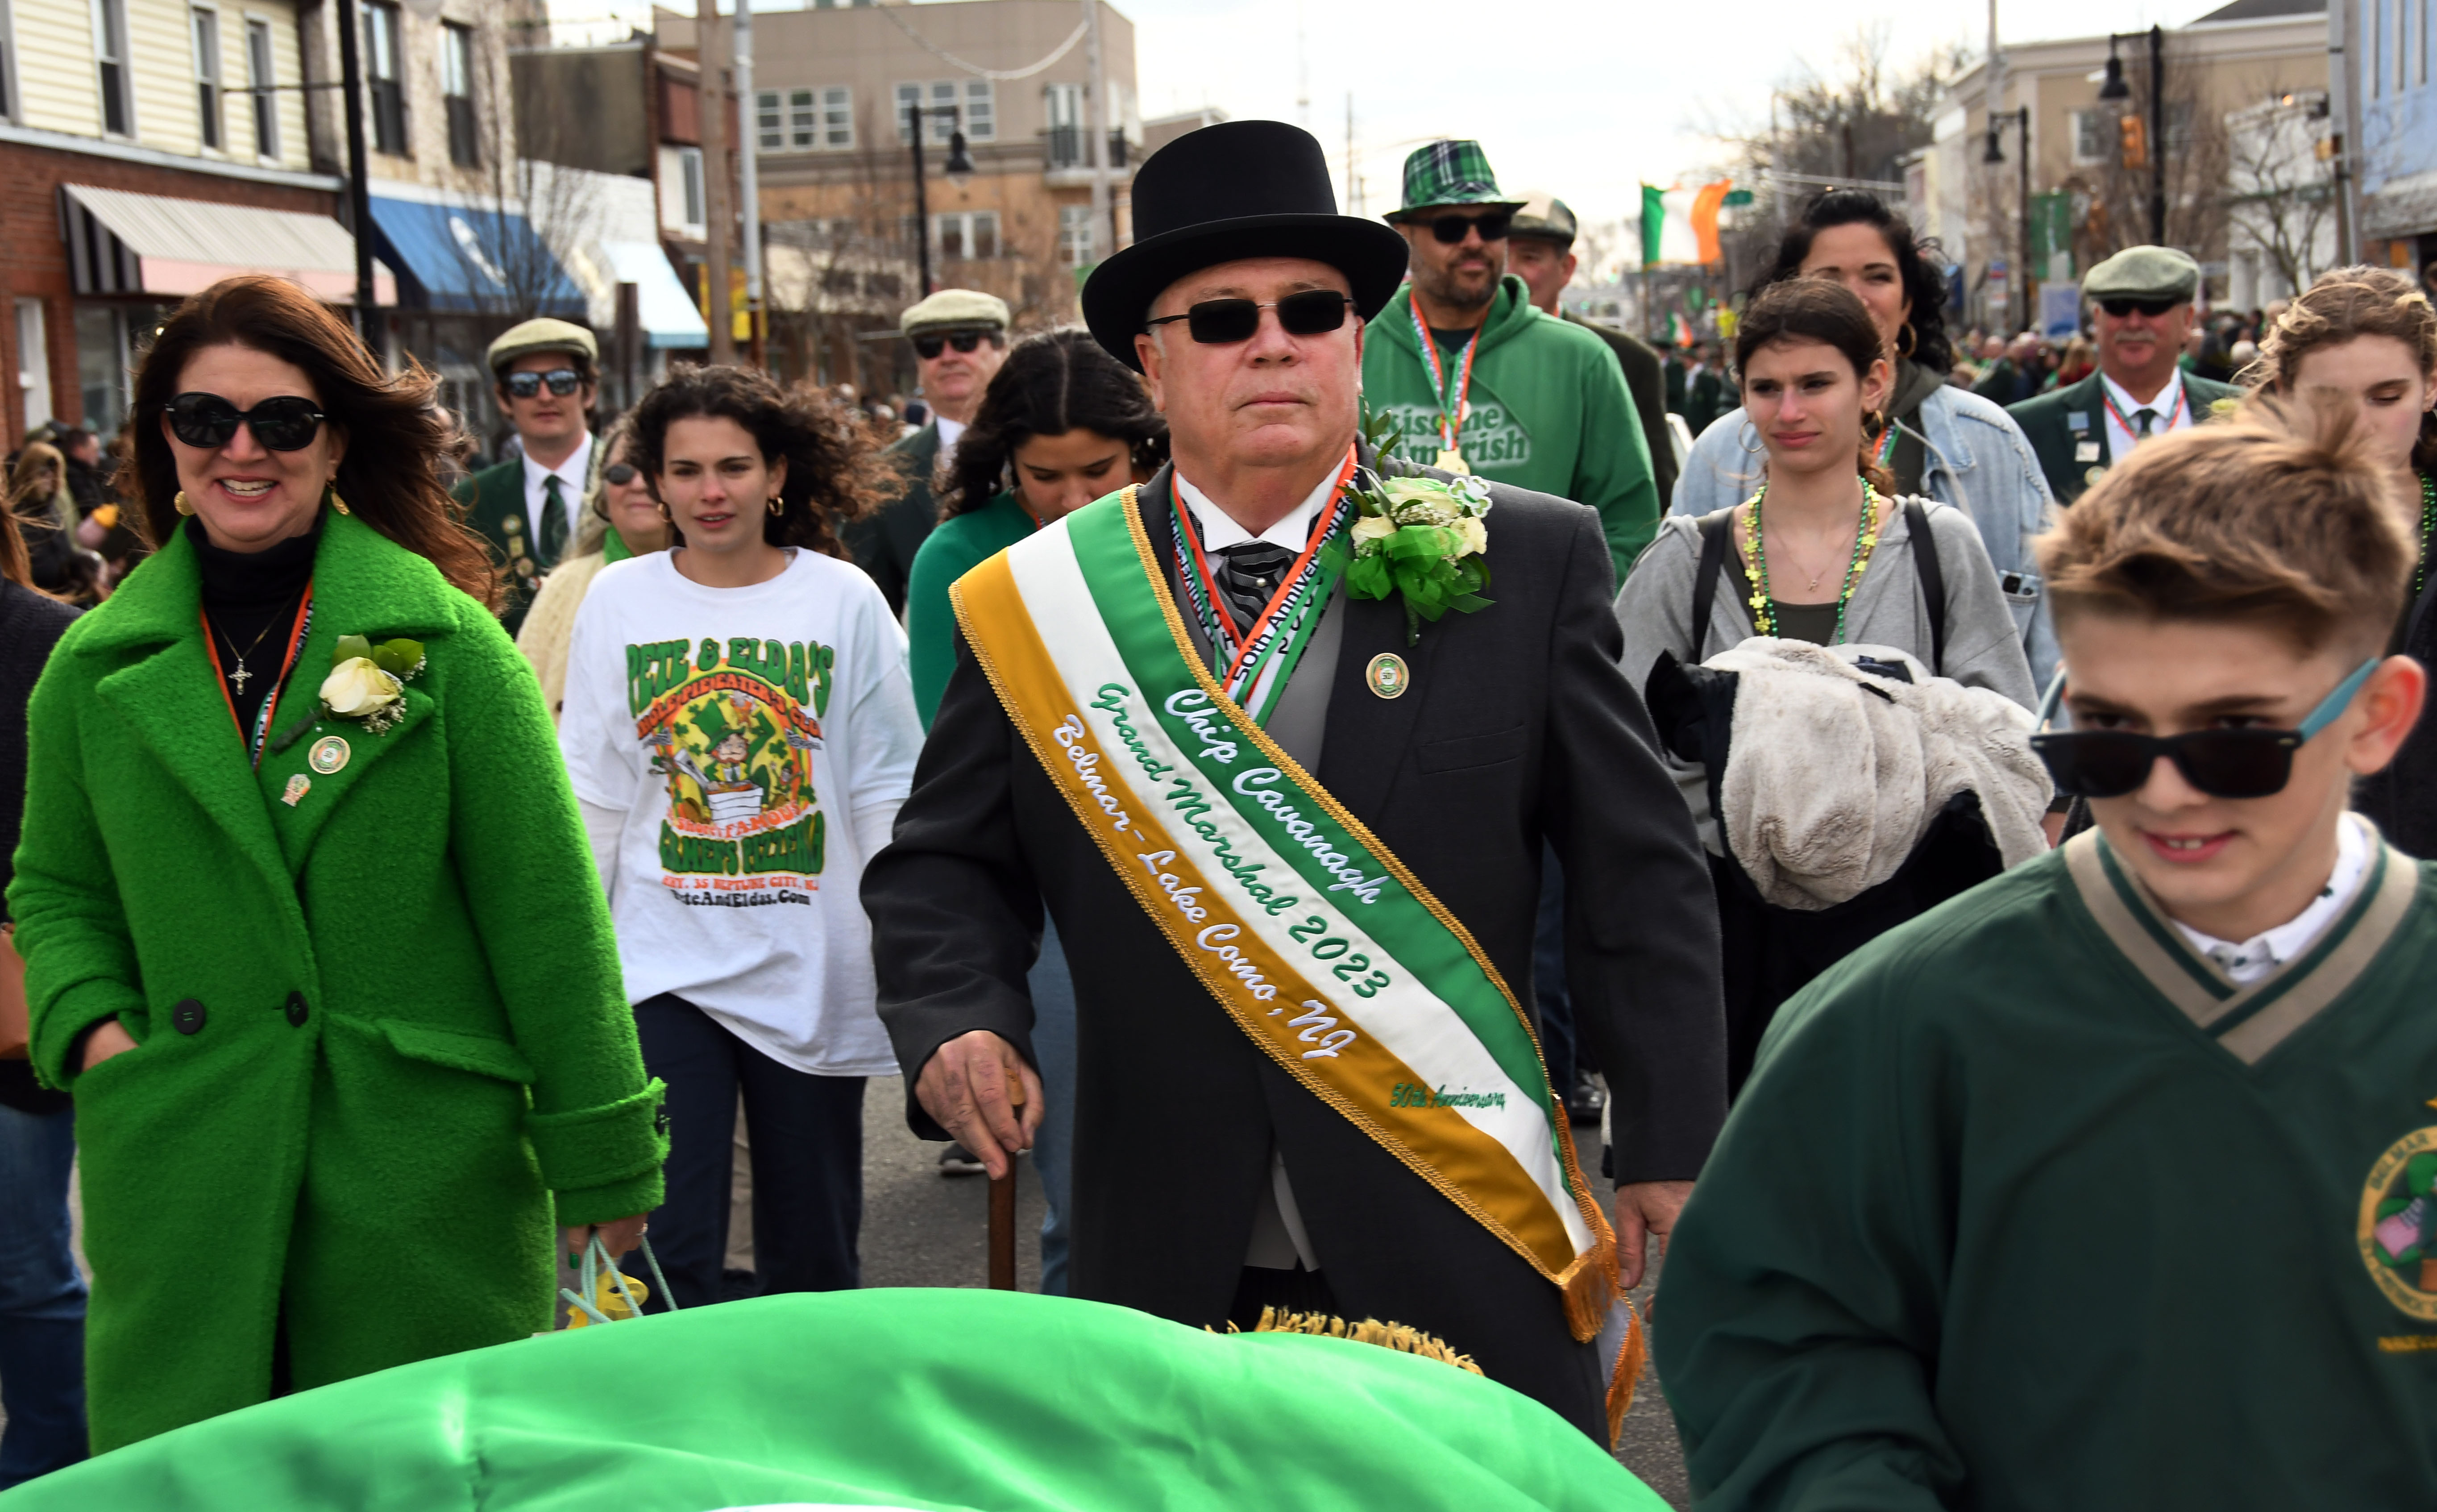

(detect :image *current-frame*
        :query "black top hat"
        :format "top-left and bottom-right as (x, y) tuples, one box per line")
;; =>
(1082, 120), (1412, 371)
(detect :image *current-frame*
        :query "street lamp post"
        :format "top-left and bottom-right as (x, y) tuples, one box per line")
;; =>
(906, 101), (976, 298)
(1984, 106), (2034, 334)
(2099, 27), (2169, 245)
(335, 0), (376, 347)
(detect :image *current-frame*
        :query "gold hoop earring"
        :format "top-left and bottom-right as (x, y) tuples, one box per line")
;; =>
(766, 495), (784, 517)
(1737, 417), (1765, 455)
(1896, 322), (1918, 359)
(174, 490), (195, 516)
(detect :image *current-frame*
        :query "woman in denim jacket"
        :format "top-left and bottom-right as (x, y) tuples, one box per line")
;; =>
(1667, 191), (2058, 688)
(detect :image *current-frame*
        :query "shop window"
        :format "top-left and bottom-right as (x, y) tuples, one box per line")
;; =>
(365, 1), (406, 156)
(443, 22), (477, 167)
(245, 18), (277, 158)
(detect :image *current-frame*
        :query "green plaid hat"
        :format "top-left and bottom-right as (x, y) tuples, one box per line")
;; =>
(1387, 140), (1526, 223)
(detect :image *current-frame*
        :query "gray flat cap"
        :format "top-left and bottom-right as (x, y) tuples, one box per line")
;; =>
(2084, 245), (2200, 304)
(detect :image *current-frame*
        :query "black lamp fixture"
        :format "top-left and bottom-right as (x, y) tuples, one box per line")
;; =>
(2098, 38), (2132, 102)
(1984, 119), (2006, 164)
(944, 129), (975, 184)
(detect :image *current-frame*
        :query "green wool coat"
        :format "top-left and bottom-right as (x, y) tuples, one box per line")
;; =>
(7, 510), (666, 1454)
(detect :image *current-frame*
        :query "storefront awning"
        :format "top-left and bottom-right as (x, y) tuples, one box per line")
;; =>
(590, 240), (710, 350)
(365, 195), (585, 319)
(60, 184), (395, 305)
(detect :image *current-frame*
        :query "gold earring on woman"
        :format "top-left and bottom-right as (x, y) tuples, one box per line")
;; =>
(327, 484), (351, 517)
(174, 490), (195, 516)
(766, 494), (784, 517)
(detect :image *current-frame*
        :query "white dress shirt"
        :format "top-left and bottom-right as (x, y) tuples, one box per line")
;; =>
(520, 430), (594, 561)
(1173, 464), (1339, 552)
(2100, 370), (2192, 464)
(934, 414), (967, 467)
(2171, 814), (2370, 984)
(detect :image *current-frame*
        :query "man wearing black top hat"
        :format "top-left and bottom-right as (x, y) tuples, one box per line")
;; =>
(862, 120), (1724, 1441)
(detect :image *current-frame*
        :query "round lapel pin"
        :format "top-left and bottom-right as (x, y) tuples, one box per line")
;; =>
(308, 734), (352, 775)
(2084, 465), (2109, 489)
(1366, 652), (1410, 700)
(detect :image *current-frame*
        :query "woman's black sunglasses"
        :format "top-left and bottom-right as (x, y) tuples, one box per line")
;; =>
(504, 368), (583, 399)
(2030, 660), (2378, 800)
(1144, 290), (1355, 346)
(164, 392), (327, 452)
(913, 330), (996, 360)
(1428, 211), (1512, 245)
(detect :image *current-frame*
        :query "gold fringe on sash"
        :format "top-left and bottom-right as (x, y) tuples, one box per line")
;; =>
(1604, 1295), (1649, 1449)
(1237, 1308), (1484, 1375)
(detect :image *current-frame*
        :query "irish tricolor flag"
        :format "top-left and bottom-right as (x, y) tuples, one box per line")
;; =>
(1641, 182), (1731, 267)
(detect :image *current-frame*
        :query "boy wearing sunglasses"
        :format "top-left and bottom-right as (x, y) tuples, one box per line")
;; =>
(452, 318), (601, 636)
(845, 289), (1010, 619)
(2007, 245), (2239, 506)
(1361, 141), (1661, 586)
(1652, 402), (2437, 1509)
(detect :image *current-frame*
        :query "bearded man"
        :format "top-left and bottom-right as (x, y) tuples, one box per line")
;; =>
(1359, 141), (1660, 583)
(861, 120), (1725, 1442)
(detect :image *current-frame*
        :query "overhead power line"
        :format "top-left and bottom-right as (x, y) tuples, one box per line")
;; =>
(876, 4), (1091, 82)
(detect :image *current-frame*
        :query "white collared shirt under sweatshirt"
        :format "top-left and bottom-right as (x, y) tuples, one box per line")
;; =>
(520, 430), (593, 563)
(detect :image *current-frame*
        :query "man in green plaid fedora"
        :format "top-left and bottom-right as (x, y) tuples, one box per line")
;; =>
(1363, 140), (1660, 583)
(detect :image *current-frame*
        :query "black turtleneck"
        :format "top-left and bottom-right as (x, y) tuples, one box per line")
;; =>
(189, 515), (320, 746)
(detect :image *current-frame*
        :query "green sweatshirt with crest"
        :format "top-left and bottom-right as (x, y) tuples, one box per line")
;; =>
(1362, 276), (1658, 585)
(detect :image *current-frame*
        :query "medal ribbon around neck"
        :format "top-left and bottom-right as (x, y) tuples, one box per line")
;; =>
(1170, 449), (1358, 725)
(2101, 375), (2188, 439)
(202, 587), (316, 768)
(1408, 299), (1482, 458)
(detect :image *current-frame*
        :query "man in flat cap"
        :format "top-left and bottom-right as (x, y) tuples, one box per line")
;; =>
(1362, 141), (1661, 584)
(454, 317), (601, 636)
(863, 119), (1724, 1444)
(2008, 246), (2238, 506)
(1506, 192), (1678, 526)
(847, 290), (1011, 617)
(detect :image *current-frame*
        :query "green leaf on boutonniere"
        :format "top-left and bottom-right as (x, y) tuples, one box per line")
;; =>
(371, 638), (425, 680)
(334, 634), (373, 667)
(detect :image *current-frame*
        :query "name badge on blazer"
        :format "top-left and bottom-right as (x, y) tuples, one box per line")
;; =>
(2075, 440), (2102, 463)
(2067, 411), (2090, 431)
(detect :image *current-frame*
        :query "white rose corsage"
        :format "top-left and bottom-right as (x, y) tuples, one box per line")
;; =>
(1338, 411), (1494, 644)
(319, 634), (424, 735)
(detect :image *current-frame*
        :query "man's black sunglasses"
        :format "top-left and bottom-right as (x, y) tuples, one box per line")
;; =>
(603, 462), (639, 486)
(164, 392), (327, 452)
(1144, 290), (1355, 345)
(1428, 211), (1512, 245)
(913, 330), (997, 360)
(2098, 297), (2180, 319)
(504, 368), (583, 399)
(2030, 659), (2378, 800)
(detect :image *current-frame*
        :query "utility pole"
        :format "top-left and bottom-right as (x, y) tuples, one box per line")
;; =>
(2148, 24), (2167, 244)
(736, 0), (763, 366)
(910, 101), (933, 297)
(1985, 0), (2009, 331)
(1345, 93), (1356, 213)
(2329, 0), (2361, 260)
(336, 0), (376, 349)
(1084, 0), (1109, 266)
(697, 0), (734, 364)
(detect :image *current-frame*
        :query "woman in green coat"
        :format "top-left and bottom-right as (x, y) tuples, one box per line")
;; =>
(6, 276), (666, 1454)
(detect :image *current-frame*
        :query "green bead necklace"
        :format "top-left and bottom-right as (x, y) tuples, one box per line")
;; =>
(1740, 478), (1881, 644)
(2417, 470), (2435, 600)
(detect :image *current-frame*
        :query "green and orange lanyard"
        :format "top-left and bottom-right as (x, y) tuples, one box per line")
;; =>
(1408, 300), (1481, 472)
(202, 587), (315, 768)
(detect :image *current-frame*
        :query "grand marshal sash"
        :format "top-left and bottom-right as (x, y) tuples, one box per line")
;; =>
(951, 485), (1619, 1342)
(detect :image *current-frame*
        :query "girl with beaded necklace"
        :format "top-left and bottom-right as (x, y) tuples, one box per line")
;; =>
(2254, 266), (2437, 856)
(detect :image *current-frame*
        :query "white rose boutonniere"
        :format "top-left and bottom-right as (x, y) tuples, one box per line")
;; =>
(1335, 409), (1495, 645)
(319, 634), (425, 735)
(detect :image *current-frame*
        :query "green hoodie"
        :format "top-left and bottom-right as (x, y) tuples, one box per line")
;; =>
(1364, 276), (1658, 584)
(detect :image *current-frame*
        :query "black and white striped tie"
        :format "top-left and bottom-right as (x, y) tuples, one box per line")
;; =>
(1214, 542), (1295, 632)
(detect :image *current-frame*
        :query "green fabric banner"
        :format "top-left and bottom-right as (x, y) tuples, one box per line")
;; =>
(0, 1290), (1663, 1511)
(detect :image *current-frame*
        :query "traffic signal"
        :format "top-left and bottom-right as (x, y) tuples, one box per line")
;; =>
(2120, 114), (2148, 170)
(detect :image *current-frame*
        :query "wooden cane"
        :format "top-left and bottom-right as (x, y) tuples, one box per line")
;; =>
(987, 1072), (1025, 1291)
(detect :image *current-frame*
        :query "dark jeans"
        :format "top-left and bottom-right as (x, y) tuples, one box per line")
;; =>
(1030, 919), (1077, 1298)
(0, 1099), (87, 1487)
(631, 994), (864, 1311)
(1532, 844), (1579, 1096)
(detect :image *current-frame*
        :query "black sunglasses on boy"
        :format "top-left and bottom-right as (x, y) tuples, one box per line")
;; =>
(1144, 290), (1355, 346)
(2030, 660), (2378, 801)
(503, 368), (583, 399)
(164, 392), (327, 452)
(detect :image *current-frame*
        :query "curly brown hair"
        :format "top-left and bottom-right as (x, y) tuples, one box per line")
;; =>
(126, 275), (502, 610)
(627, 365), (893, 559)
(2253, 266), (2437, 471)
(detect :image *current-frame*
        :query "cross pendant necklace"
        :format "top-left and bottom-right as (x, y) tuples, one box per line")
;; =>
(216, 615), (282, 695)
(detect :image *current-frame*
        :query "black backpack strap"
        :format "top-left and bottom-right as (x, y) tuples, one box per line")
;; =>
(1691, 511), (1735, 664)
(1904, 499), (1947, 676)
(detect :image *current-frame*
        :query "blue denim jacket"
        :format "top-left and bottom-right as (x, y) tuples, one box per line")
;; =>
(1667, 381), (2059, 689)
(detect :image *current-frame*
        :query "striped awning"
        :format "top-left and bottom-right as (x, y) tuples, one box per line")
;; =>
(60, 184), (395, 305)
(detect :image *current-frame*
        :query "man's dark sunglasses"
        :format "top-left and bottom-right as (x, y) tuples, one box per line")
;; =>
(913, 330), (997, 360)
(2098, 297), (2180, 319)
(504, 368), (583, 399)
(603, 462), (639, 486)
(1430, 211), (1512, 245)
(1144, 290), (1355, 345)
(2030, 659), (2377, 800)
(164, 392), (327, 452)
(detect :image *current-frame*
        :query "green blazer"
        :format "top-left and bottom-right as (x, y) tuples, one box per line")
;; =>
(8, 511), (665, 1452)
(2008, 370), (2242, 506)
(846, 421), (945, 619)
(453, 458), (552, 637)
